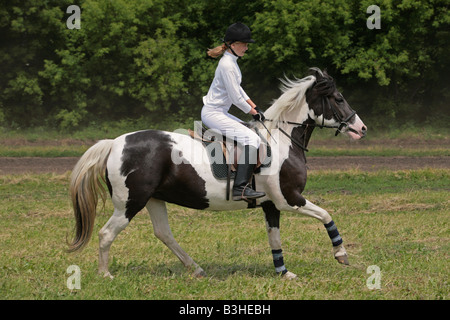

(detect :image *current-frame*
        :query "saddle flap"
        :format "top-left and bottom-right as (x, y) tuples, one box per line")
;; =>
(188, 129), (213, 143)
(187, 124), (272, 180)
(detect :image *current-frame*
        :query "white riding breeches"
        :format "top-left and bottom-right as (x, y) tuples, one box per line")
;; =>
(201, 106), (261, 148)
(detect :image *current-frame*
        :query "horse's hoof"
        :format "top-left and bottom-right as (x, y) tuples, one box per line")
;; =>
(193, 267), (206, 278)
(282, 271), (298, 280)
(100, 271), (114, 279)
(335, 255), (349, 265)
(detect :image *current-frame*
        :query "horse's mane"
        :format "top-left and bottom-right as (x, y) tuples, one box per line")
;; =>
(263, 75), (317, 131)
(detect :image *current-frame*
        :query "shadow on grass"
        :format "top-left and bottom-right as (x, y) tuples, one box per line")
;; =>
(109, 258), (277, 279)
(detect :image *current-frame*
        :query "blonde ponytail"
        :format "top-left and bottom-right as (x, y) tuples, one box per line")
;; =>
(207, 43), (227, 58)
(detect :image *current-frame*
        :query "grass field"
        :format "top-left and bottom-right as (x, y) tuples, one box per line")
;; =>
(0, 123), (449, 157)
(1, 143), (448, 158)
(0, 169), (448, 300)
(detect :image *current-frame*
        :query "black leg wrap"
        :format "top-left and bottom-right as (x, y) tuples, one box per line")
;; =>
(324, 220), (343, 247)
(272, 249), (288, 275)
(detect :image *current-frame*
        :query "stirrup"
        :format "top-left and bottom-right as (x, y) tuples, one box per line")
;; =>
(232, 184), (265, 201)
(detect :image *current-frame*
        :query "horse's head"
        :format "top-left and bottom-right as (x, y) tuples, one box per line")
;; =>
(307, 68), (367, 140)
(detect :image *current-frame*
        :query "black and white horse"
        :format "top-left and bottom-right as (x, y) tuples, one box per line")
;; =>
(68, 68), (367, 279)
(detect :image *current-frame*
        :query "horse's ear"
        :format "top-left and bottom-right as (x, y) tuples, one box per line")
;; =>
(322, 69), (333, 81)
(309, 67), (324, 80)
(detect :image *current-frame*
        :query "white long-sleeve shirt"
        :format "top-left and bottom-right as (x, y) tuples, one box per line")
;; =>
(202, 51), (252, 114)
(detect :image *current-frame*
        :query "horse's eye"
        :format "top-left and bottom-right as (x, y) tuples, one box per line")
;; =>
(335, 98), (344, 104)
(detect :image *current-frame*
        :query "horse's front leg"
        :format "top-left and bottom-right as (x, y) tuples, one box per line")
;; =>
(285, 196), (349, 265)
(261, 201), (297, 279)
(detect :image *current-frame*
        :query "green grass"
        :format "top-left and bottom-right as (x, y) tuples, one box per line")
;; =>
(308, 147), (450, 157)
(2, 118), (449, 141)
(1, 122), (449, 157)
(0, 169), (448, 300)
(0, 145), (90, 157)
(2, 144), (448, 158)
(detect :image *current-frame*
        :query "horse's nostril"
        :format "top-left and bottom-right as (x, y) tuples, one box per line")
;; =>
(361, 126), (367, 137)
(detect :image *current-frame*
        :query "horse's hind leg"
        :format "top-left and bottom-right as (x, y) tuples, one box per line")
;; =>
(261, 201), (297, 279)
(98, 209), (129, 278)
(146, 198), (206, 277)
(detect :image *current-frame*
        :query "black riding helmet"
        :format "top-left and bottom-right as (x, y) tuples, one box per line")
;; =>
(223, 22), (255, 44)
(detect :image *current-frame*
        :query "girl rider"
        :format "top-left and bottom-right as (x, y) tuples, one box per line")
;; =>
(201, 22), (266, 202)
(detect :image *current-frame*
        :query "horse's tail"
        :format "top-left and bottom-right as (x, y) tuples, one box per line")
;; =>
(67, 139), (114, 253)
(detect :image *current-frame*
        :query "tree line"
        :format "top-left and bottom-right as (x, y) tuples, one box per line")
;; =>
(1, 0), (448, 129)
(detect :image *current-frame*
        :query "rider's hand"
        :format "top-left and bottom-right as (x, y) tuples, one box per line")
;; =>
(252, 107), (265, 122)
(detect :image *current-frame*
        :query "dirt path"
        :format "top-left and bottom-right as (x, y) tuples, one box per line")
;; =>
(0, 156), (448, 175)
(1, 136), (448, 175)
(0, 157), (79, 175)
(307, 156), (450, 171)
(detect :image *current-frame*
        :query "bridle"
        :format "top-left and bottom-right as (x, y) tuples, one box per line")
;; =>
(265, 95), (356, 152)
(321, 95), (357, 136)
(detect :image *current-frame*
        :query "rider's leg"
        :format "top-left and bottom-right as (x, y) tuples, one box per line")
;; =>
(232, 144), (265, 201)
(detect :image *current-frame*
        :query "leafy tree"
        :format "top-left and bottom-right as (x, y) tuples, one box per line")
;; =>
(247, 0), (449, 122)
(0, 0), (70, 126)
(0, 0), (448, 129)
(39, 0), (188, 128)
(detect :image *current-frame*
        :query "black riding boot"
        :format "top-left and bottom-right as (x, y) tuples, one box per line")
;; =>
(232, 145), (266, 201)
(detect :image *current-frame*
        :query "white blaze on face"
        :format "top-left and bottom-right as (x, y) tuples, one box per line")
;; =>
(346, 114), (367, 140)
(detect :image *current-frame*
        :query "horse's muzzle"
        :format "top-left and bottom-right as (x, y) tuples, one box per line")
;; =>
(346, 114), (367, 140)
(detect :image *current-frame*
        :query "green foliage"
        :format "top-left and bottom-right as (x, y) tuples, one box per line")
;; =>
(0, 0), (449, 129)
(246, 0), (450, 120)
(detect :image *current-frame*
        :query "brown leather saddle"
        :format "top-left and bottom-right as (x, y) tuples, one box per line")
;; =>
(187, 122), (271, 203)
